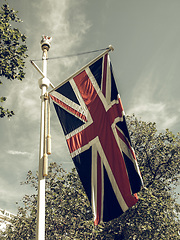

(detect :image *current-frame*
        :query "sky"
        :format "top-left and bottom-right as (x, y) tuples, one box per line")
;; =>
(0, 0), (180, 214)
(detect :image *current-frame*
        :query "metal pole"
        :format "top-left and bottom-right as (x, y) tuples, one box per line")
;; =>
(36, 36), (52, 240)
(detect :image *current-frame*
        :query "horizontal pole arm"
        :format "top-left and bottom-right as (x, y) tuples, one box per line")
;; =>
(30, 60), (45, 78)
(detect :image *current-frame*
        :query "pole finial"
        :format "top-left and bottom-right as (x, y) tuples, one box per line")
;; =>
(108, 45), (114, 51)
(40, 35), (52, 51)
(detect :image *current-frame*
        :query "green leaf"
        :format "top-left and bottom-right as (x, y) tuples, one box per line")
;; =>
(0, 3), (28, 119)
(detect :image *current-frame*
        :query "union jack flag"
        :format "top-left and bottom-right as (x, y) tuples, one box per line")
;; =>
(50, 53), (143, 225)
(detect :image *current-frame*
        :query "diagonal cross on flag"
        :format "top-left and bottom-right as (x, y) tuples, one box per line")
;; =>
(50, 53), (143, 225)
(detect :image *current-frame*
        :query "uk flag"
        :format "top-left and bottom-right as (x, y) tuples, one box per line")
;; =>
(50, 53), (143, 225)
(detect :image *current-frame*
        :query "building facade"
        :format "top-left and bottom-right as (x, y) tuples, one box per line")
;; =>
(0, 209), (15, 232)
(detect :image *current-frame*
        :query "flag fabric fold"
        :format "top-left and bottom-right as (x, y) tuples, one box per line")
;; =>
(50, 53), (143, 225)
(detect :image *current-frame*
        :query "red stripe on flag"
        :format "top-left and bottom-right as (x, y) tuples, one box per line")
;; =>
(50, 94), (87, 122)
(118, 97), (124, 112)
(116, 127), (136, 161)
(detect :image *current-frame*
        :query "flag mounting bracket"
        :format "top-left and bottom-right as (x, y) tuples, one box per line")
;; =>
(30, 61), (55, 89)
(43, 92), (49, 100)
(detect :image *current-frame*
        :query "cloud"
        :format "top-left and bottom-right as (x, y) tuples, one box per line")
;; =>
(126, 32), (180, 132)
(7, 150), (31, 155)
(128, 100), (178, 130)
(32, 0), (91, 54)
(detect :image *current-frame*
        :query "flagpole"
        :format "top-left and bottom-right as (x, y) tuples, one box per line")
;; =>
(36, 36), (52, 240)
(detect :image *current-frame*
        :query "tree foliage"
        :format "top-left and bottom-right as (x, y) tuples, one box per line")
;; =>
(1, 116), (180, 239)
(0, 3), (28, 118)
